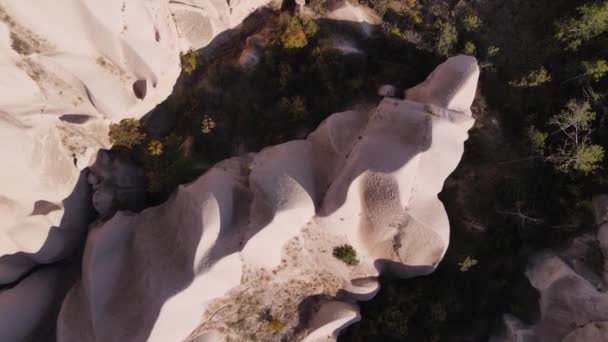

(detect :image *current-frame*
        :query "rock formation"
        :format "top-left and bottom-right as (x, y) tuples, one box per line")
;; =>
(495, 195), (608, 342)
(57, 55), (479, 341)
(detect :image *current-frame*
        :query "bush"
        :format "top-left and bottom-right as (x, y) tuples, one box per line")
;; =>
(109, 118), (146, 149)
(333, 244), (359, 265)
(180, 50), (198, 74)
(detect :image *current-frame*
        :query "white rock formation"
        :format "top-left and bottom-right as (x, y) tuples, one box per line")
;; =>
(0, 0), (272, 340)
(495, 195), (608, 342)
(57, 56), (479, 341)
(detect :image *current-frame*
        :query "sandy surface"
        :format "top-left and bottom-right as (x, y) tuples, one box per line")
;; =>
(57, 56), (479, 341)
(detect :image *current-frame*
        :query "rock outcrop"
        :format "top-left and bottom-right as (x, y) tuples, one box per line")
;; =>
(495, 195), (608, 342)
(57, 55), (479, 341)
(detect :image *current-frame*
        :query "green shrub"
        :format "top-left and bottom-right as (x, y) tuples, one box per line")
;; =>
(109, 118), (146, 149)
(180, 50), (198, 74)
(333, 244), (359, 265)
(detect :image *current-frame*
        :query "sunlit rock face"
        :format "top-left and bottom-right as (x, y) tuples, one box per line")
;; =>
(57, 56), (479, 342)
(0, 1), (273, 340)
(495, 195), (608, 342)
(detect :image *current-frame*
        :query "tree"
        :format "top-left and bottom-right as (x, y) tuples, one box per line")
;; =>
(527, 126), (548, 152)
(201, 115), (216, 134)
(462, 9), (482, 32)
(279, 96), (308, 122)
(142, 134), (194, 194)
(109, 118), (145, 149)
(546, 99), (604, 174)
(555, 1), (608, 51)
(278, 15), (308, 49)
(573, 144), (605, 173)
(147, 140), (163, 156)
(509, 67), (551, 88)
(464, 41), (476, 55)
(581, 60), (608, 81)
(433, 20), (458, 56)
(180, 50), (198, 74)
(303, 18), (318, 38)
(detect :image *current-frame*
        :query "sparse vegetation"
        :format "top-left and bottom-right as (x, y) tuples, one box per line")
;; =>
(333, 244), (359, 266)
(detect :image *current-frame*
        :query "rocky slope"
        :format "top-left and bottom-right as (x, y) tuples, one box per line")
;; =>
(57, 55), (479, 341)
